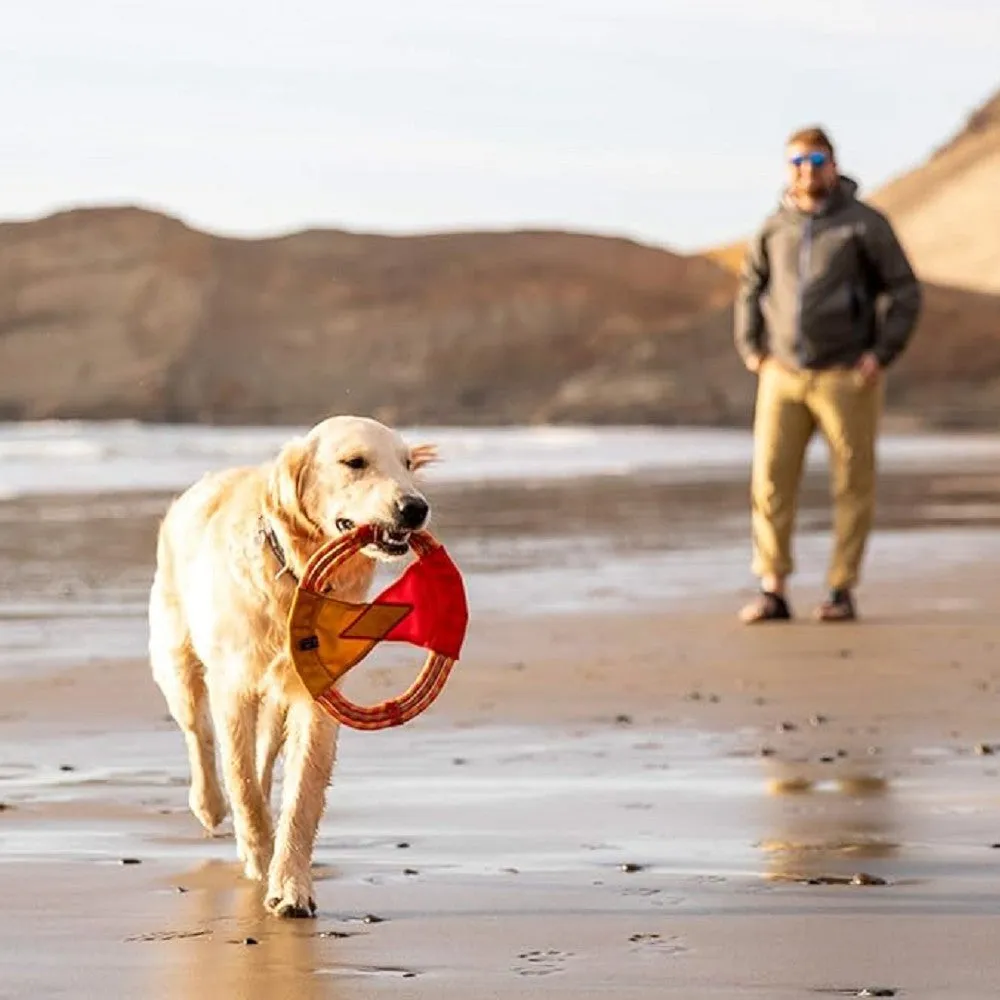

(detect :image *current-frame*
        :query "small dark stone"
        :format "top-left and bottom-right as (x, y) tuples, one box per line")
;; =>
(362, 913), (385, 924)
(776, 721), (797, 733)
(175, 886), (188, 894)
(452, 757), (468, 766)
(810, 714), (829, 726)
(59, 765), (75, 772)
(819, 755), (836, 763)
(975, 743), (995, 756)
(990, 843), (1000, 849)
(838, 648), (852, 659)
(0, 803), (11, 812)
(837, 749), (849, 758)
(243, 937), (258, 946)
(619, 862), (645, 873)
(120, 857), (142, 865)
(403, 868), (419, 876)
(319, 930), (354, 939)
(615, 714), (633, 725)
(403, 972), (418, 978)
(757, 746), (776, 758)
(707, 694), (720, 704)
(395, 842), (411, 849)
(857, 990), (896, 998)
(850, 872), (887, 886)
(686, 691), (703, 702)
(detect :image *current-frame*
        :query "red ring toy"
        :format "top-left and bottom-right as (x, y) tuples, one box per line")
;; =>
(287, 525), (469, 730)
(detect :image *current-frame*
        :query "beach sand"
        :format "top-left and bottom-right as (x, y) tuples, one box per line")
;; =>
(2, 454), (1000, 998)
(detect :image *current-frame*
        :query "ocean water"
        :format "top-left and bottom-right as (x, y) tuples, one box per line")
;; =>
(3, 419), (1000, 499)
(1, 421), (999, 676)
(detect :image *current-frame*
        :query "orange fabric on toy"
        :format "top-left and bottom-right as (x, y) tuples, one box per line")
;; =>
(287, 527), (469, 730)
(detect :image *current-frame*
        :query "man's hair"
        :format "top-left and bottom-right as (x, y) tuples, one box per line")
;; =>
(786, 126), (835, 158)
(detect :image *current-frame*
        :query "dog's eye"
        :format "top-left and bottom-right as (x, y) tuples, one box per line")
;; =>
(341, 456), (368, 471)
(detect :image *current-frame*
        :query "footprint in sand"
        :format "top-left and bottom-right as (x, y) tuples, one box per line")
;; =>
(125, 929), (212, 943)
(620, 886), (685, 905)
(513, 949), (575, 976)
(628, 933), (688, 957)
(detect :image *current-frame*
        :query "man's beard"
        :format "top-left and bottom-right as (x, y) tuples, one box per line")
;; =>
(803, 176), (833, 198)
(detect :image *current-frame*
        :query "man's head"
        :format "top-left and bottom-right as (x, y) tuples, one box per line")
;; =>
(785, 125), (838, 205)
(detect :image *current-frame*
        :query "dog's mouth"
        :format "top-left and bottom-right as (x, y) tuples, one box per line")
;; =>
(335, 518), (412, 558)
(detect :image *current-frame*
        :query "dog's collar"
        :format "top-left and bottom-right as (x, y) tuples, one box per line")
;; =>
(258, 516), (299, 584)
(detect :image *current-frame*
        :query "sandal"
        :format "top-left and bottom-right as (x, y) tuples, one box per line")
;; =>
(739, 590), (792, 624)
(813, 588), (857, 622)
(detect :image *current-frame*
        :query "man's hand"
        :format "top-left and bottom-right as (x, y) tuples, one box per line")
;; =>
(855, 351), (881, 385)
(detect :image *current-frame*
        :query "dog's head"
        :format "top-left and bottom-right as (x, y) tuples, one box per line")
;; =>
(268, 415), (437, 561)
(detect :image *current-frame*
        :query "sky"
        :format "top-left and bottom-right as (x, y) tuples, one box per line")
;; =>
(2, 0), (998, 252)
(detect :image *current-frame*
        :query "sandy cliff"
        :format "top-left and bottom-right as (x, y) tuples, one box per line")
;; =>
(1, 87), (998, 428)
(871, 88), (1000, 294)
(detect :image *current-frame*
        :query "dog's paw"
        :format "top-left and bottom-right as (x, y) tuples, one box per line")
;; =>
(265, 874), (317, 919)
(238, 840), (273, 883)
(189, 781), (228, 832)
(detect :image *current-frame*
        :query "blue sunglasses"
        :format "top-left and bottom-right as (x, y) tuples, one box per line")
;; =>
(789, 151), (829, 167)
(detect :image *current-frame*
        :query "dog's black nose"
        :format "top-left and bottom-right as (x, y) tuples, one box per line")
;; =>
(397, 495), (429, 530)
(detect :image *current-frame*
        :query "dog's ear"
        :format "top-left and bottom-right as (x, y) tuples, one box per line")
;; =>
(408, 443), (439, 472)
(267, 436), (321, 537)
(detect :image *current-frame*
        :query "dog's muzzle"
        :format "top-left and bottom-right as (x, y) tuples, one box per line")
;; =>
(335, 495), (429, 557)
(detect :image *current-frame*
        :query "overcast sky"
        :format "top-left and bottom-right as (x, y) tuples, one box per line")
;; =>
(3, 0), (998, 251)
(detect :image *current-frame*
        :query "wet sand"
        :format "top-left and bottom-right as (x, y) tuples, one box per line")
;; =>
(2, 460), (1000, 997)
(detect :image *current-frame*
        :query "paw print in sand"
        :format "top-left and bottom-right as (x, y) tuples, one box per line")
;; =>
(628, 933), (688, 956)
(513, 949), (574, 976)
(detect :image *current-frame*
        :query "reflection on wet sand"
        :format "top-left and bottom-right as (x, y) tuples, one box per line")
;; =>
(759, 750), (898, 885)
(153, 861), (337, 1000)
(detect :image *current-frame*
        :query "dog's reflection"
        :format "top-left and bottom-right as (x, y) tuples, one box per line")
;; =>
(155, 862), (347, 1000)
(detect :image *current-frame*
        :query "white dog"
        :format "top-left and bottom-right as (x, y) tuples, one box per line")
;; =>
(148, 415), (436, 917)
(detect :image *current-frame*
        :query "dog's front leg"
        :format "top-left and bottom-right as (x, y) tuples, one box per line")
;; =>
(265, 699), (339, 918)
(256, 696), (287, 810)
(209, 687), (273, 881)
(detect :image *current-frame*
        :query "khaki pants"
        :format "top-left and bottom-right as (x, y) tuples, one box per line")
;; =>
(750, 361), (883, 591)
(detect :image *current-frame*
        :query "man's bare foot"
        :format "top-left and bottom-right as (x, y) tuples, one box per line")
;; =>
(739, 591), (792, 624)
(813, 589), (857, 622)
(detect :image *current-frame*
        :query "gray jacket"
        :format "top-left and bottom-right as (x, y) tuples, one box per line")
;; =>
(733, 176), (922, 370)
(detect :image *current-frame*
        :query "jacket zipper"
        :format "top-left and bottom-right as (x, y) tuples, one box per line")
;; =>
(794, 217), (813, 366)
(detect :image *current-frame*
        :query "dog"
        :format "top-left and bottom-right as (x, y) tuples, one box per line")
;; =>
(148, 415), (437, 917)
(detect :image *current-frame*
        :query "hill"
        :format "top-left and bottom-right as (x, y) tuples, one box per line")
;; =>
(0, 208), (744, 425)
(1, 85), (998, 429)
(870, 88), (1000, 294)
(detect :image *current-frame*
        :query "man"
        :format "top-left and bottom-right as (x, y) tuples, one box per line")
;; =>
(734, 126), (922, 623)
